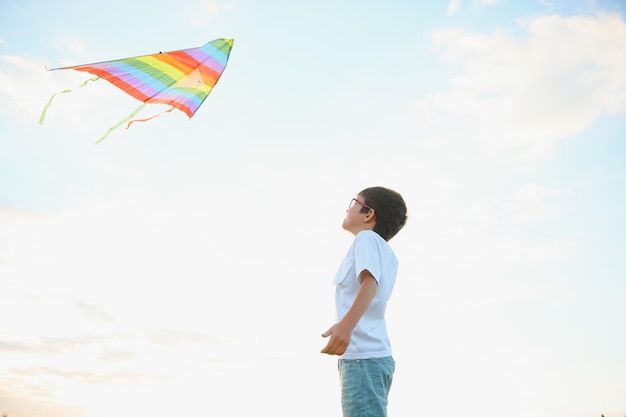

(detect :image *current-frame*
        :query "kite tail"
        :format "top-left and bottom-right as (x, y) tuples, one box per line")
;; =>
(125, 106), (176, 129)
(94, 102), (146, 145)
(38, 77), (100, 125)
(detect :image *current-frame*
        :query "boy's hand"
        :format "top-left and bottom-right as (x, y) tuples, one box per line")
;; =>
(320, 322), (352, 355)
(321, 272), (377, 356)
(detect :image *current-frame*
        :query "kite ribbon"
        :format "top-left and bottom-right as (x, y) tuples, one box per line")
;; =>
(125, 106), (176, 129)
(94, 102), (146, 145)
(93, 105), (176, 144)
(38, 77), (100, 125)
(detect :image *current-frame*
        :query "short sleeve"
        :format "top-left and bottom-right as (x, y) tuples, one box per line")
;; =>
(353, 231), (382, 284)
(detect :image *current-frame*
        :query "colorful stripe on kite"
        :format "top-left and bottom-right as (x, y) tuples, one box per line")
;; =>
(39, 38), (233, 144)
(69, 39), (233, 118)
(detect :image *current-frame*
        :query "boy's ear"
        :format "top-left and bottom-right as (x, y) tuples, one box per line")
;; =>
(363, 209), (376, 223)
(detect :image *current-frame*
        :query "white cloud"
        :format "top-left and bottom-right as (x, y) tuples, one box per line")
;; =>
(511, 183), (570, 224)
(183, 0), (234, 26)
(447, 0), (461, 16)
(528, 238), (584, 262)
(53, 37), (88, 56)
(0, 54), (49, 114)
(0, 52), (127, 129)
(417, 12), (626, 161)
(447, 0), (499, 16)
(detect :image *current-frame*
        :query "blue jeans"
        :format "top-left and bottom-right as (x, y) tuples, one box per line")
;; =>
(338, 357), (395, 417)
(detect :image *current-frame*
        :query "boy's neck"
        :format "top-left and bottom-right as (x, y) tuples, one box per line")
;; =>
(346, 223), (375, 236)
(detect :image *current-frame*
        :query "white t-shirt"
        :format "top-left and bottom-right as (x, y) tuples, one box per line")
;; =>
(332, 230), (399, 359)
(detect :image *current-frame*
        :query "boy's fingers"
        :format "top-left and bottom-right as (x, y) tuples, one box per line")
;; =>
(321, 325), (335, 338)
(321, 340), (345, 356)
(321, 343), (335, 355)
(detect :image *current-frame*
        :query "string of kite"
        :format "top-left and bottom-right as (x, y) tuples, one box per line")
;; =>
(39, 38), (234, 144)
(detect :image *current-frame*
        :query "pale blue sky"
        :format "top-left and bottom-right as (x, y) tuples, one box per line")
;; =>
(1, 1), (626, 417)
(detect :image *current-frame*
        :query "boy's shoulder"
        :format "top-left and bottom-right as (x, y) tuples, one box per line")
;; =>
(356, 229), (383, 239)
(354, 230), (388, 247)
(353, 230), (398, 263)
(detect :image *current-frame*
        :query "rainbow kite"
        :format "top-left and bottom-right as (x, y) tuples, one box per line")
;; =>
(39, 38), (234, 144)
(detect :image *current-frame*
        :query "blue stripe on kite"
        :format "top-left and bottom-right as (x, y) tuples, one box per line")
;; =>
(87, 61), (171, 98)
(195, 45), (230, 66)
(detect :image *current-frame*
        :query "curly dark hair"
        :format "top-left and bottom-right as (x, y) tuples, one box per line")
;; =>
(358, 186), (408, 241)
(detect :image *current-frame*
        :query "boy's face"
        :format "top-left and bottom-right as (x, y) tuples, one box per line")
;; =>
(342, 194), (376, 235)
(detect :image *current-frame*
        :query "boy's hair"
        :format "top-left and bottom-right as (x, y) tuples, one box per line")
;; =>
(359, 186), (408, 241)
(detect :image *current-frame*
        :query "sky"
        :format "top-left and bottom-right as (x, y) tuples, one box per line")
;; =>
(1, 0), (626, 416)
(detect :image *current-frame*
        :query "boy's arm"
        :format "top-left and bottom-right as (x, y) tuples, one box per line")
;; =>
(321, 270), (378, 356)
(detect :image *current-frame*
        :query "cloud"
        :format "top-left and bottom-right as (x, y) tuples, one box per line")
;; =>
(146, 328), (225, 347)
(448, 0), (499, 16)
(183, 0), (234, 25)
(97, 348), (137, 363)
(0, 52), (125, 127)
(8, 366), (146, 383)
(0, 205), (44, 266)
(0, 341), (38, 353)
(0, 54), (48, 114)
(74, 303), (115, 322)
(52, 37), (88, 56)
(528, 238), (584, 262)
(510, 183), (570, 225)
(0, 334), (107, 355)
(417, 12), (626, 161)
(0, 204), (38, 265)
(447, 0), (461, 16)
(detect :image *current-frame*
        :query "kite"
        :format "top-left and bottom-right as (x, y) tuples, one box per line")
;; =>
(39, 38), (234, 144)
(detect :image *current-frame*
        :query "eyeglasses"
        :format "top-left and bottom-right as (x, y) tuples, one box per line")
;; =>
(349, 198), (374, 211)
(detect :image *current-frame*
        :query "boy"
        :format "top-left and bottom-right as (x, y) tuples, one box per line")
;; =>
(321, 186), (408, 417)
